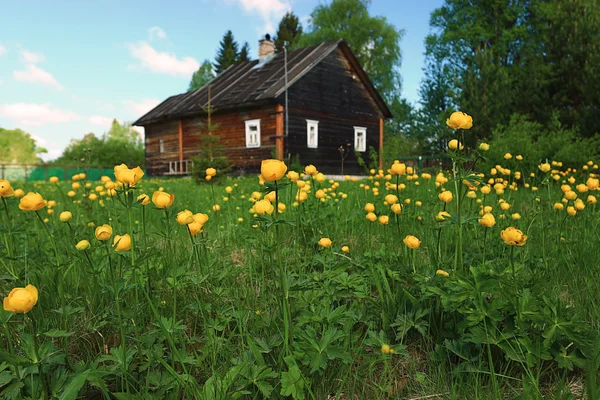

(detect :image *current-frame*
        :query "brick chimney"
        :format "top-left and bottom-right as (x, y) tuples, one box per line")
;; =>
(258, 34), (275, 61)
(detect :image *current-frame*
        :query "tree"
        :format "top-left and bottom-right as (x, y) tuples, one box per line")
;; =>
(274, 12), (303, 52)
(53, 120), (144, 166)
(0, 127), (47, 163)
(213, 30), (240, 74)
(238, 42), (251, 63)
(188, 60), (215, 92)
(298, 0), (404, 101)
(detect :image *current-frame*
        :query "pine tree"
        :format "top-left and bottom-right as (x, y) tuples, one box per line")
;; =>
(238, 42), (251, 62)
(213, 30), (239, 74)
(274, 12), (303, 52)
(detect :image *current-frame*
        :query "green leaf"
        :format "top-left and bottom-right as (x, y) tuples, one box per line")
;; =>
(58, 371), (89, 400)
(280, 364), (305, 400)
(1, 381), (24, 400)
(44, 329), (74, 338)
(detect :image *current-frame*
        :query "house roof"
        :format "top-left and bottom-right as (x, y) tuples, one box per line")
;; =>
(133, 40), (392, 126)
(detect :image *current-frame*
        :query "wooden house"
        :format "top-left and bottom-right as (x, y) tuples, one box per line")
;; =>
(133, 37), (392, 176)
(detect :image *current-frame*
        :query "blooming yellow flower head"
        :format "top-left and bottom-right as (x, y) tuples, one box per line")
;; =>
(438, 190), (453, 203)
(587, 195), (597, 205)
(59, 211), (72, 222)
(403, 235), (421, 249)
(567, 206), (577, 216)
(95, 224), (113, 241)
(378, 215), (389, 225)
(114, 164), (144, 186)
(511, 213), (521, 220)
(113, 234), (132, 252)
(3, 284), (38, 313)
(254, 199), (274, 215)
(14, 188), (24, 198)
(260, 159), (287, 182)
(205, 168), (217, 177)
(381, 344), (391, 354)
(391, 203), (402, 214)
(318, 237), (332, 248)
(304, 164), (318, 176)
(366, 212), (377, 222)
(539, 163), (551, 173)
(446, 111), (473, 130)
(19, 192), (45, 211)
(315, 189), (326, 199)
(76, 240), (90, 251)
(448, 139), (464, 150)
(390, 162), (406, 175)
(176, 210), (194, 225)
(436, 269), (449, 277)
(436, 211), (451, 221)
(479, 143), (490, 151)
(384, 194), (398, 205)
(287, 171), (299, 182)
(478, 213), (496, 228)
(0, 180), (15, 198)
(501, 227), (527, 246)
(152, 191), (174, 209)
(341, 245), (349, 253)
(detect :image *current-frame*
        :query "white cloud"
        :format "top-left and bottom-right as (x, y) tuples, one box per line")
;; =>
(29, 134), (48, 146)
(124, 98), (161, 117)
(13, 64), (63, 90)
(0, 103), (79, 125)
(0, 44), (6, 57)
(148, 26), (167, 40)
(88, 116), (114, 127)
(126, 41), (199, 76)
(233, 0), (291, 34)
(20, 50), (45, 63)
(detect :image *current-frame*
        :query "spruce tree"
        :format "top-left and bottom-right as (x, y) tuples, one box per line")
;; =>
(274, 12), (303, 52)
(213, 30), (239, 74)
(238, 42), (251, 62)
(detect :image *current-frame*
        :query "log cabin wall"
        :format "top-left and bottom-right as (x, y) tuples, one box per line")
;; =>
(279, 48), (383, 174)
(144, 105), (277, 175)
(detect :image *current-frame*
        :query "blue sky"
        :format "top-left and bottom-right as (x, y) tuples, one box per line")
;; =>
(0, 0), (443, 161)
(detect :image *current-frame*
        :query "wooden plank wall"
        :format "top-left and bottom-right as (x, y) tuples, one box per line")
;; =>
(281, 47), (383, 174)
(145, 120), (180, 175)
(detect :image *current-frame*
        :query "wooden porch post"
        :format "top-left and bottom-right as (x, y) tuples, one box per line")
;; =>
(275, 104), (284, 161)
(178, 119), (184, 172)
(379, 118), (384, 170)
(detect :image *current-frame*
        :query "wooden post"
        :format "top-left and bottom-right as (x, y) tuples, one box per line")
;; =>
(178, 119), (184, 173)
(275, 104), (284, 161)
(379, 118), (384, 170)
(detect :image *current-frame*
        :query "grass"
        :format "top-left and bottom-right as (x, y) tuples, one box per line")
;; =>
(0, 153), (599, 399)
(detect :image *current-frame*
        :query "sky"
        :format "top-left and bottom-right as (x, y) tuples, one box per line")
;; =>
(0, 0), (443, 161)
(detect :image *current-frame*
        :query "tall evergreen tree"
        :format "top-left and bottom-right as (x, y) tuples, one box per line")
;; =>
(238, 42), (251, 62)
(274, 12), (303, 52)
(213, 30), (240, 74)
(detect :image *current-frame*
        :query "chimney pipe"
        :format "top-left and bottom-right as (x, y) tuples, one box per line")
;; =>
(258, 34), (275, 61)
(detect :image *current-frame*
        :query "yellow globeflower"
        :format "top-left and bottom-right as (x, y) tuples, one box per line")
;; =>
(114, 164), (144, 185)
(567, 206), (577, 216)
(446, 111), (473, 130)
(112, 234), (132, 252)
(205, 168), (217, 177)
(76, 240), (90, 251)
(500, 227), (527, 246)
(18, 192), (45, 211)
(137, 194), (150, 205)
(152, 191), (174, 208)
(364, 203), (375, 212)
(553, 202), (564, 210)
(478, 213), (496, 227)
(381, 344), (391, 354)
(59, 211), (73, 222)
(436, 211), (451, 221)
(448, 139), (464, 150)
(304, 165), (318, 176)
(318, 238), (332, 248)
(379, 215), (389, 225)
(574, 199), (585, 211)
(3, 284), (38, 313)
(438, 190), (453, 203)
(384, 194), (398, 205)
(366, 212), (377, 222)
(390, 162), (406, 175)
(254, 199), (274, 215)
(188, 213), (209, 236)
(0, 180), (15, 198)
(479, 143), (490, 151)
(436, 269), (450, 277)
(403, 235), (421, 249)
(14, 188), (24, 198)
(504, 153), (512, 160)
(511, 213), (521, 220)
(587, 195), (597, 205)
(341, 246), (349, 253)
(49, 176), (59, 184)
(391, 203), (402, 214)
(261, 159), (287, 182)
(539, 163), (551, 173)
(315, 189), (326, 199)
(95, 224), (113, 241)
(176, 210), (194, 225)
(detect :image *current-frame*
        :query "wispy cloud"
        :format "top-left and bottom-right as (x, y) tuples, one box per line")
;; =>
(88, 115), (115, 127)
(20, 50), (45, 63)
(148, 26), (167, 40)
(13, 64), (63, 90)
(126, 41), (199, 76)
(231, 0), (291, 34)
(123, 98), (161, 117)
(0, 103), (79, 125)
(0, 44), (6, 57)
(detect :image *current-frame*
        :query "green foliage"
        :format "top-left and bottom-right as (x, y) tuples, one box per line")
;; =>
(188, 60), (214, 92)
(190, 106), (231, 183)
(0, 127), (47, 163)
(213, 30), (240, 75)
(52, 120), (144, 166)
(238, 42), (250, 63)
(274, 12), (303, 53)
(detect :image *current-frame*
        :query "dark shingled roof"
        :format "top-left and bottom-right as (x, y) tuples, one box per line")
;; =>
(134, 40), (391, 126)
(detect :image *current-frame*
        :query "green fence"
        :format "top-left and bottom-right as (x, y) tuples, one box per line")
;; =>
(1, 164), (123, 182)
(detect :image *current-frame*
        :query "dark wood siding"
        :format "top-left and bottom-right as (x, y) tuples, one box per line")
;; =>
(144, 105), (277, 175)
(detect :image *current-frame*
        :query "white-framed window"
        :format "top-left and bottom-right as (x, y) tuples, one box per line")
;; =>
(354, 126), (367, 152)
(306, 120), (319, 148)
(245, 119), (261, 148)
(159, 138), (165, 153)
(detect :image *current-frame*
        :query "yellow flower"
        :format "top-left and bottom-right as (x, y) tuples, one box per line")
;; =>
(586, 177), (599, 190)
(113, 234), (131, 252)
(390, 162), (406, 175)
(205, 167), (217, 177)
(176, 210), (194, 225)
(254, 199), (274, 215)
(114, 164), (144, 185)
(59, 211), (72, 222)
(539, 163), (551, 173)
(318, 238), (332, 248)
(501, 227), (527, 246)
(366, 212), (377, 222)
(448, 139), (464, 150)
(511, 213), (521, 220)
(567, 206), (577, 216)
(76, 240), (90, 251)
(88, 193), (98, 201)
(49, 176), (59, 183)
(446, 111), (473, 130)
(504, 153), (512, 160)
(105, 181), (116, 190)
(72, 182), (80, 190)
(137, 194), (150, 205)
(18, 192), (45, 211)
(261, 159), (287, 182)
(0, 180), (15, 198)
(381, 344), (391, 354)
(479, 143), (490, 151)
(553, 202), (564, 210)
(587, 195), (597, 205)
(364, 203), (375, 212)
(478, 213), (496, 227)
(3, 284), (38, 313)
(384, 194), (398, 205)
(152, 191), (174, 208)
(304, 165), (318, 176)
(436, 211), (451, 221)
(379, 215), (389, 225)
(516, 155), (523, 161)
(315, 172), (326, 183)
(14, 188), (24, 198)
(188, 213), (209, 236)
(403, 235), (421, 249)
(95, 224), (113, 241)
(287, 171), (299, 182)
(391, 203), (402, 214)
(574, 199), (585, 211)
(438, 190), (453, 203)
(436, 269), (449, 277)
(315, 189), (326, 199)
(67, 190), (76, 198)
(341, 245), (349, 253)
